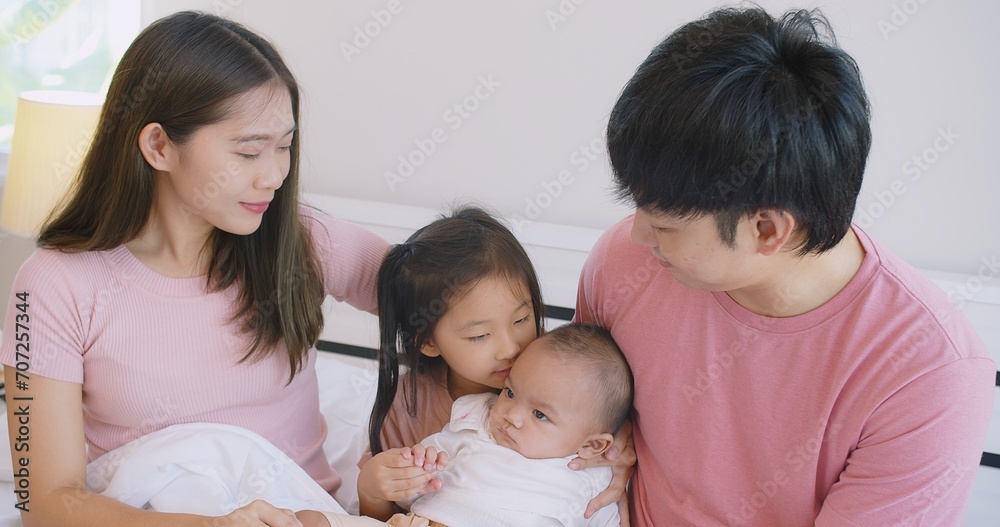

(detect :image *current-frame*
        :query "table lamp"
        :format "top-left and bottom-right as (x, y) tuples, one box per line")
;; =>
(0, 90), (104, 237)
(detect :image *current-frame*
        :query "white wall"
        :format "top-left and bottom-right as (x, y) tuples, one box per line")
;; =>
(143, 0), (1000, 278)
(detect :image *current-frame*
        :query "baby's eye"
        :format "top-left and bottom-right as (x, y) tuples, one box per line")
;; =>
(532, 409), (548, 421)
(504, 388), (514, 399)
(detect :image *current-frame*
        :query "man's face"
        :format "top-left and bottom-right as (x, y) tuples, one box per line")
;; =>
(629, 207), (760, 292)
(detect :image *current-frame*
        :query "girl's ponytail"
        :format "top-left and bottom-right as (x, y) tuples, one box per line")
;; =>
(368, 243), (410, 454)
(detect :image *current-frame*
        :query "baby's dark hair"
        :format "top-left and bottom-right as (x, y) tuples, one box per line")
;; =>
(368, 206), (544, 454)
(540, 323), (633, 434)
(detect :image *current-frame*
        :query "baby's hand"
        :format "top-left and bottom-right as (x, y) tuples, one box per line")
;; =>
(404, 444), (449, 474)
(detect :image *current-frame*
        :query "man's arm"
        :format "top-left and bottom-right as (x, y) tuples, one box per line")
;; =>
(815, 358), (994, 526)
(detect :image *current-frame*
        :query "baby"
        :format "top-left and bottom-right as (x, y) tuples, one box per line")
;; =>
(302, 322), (633, 526)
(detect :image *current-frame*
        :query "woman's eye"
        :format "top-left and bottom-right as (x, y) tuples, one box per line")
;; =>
(504, 388), (514, 399)
(533, 410), (548, 420)
(237, 152), (260, 160)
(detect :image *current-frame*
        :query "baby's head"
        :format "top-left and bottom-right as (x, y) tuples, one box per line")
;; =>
(489, 323), (633, 460)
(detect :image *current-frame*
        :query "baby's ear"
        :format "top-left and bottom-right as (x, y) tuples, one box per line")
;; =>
(576, 433), (614, 460)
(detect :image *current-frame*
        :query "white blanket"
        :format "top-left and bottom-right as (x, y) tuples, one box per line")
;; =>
(86, 422), (346, 516)
(0, 353), (376, 525)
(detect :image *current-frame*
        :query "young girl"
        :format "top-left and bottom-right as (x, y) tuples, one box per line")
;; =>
(0, 11), (387, 527)
(356, 209), (635, 522)
(357, 207), (544, 519)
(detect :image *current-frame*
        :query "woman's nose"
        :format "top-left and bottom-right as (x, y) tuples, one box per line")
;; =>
(255, 155), (285, 190)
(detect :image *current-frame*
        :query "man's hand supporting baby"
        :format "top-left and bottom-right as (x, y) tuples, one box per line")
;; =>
(568, 419), (637, 525)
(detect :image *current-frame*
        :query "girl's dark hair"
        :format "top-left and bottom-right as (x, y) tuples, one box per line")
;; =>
(37, 11), (323, 379)
(607, 7), (871, 254)
(368, 206), (543, 454)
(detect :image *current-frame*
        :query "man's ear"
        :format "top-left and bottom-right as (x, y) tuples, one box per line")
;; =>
(420, 338), (441, 358)
(751, 209), (798, 257)
(576, 433), (615, 460)
(137, 122), (176, 171)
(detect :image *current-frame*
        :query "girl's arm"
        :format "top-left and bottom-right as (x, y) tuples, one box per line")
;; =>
(4, 369), (303, 527)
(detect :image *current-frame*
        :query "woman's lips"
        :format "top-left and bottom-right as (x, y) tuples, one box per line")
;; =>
(241, 201), (270, 214)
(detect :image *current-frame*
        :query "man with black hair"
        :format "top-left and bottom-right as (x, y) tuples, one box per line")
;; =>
(575, 6), (995, 526)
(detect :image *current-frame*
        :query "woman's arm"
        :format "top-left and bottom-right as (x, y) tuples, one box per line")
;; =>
(4, 369), (303, 527)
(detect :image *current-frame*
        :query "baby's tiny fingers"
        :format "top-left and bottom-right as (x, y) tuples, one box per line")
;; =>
(410, 444), (426, 466)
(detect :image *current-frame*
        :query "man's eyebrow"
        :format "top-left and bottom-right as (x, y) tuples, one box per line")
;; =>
(232, 124), (297, 143)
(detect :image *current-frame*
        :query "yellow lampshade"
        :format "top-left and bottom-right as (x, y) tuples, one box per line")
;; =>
(1, 90), (103, 236)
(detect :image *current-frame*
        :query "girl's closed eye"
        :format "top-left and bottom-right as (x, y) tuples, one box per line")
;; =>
(469, 333), (488, 342)
(513, 315), (530, 325)
(237, 152), (260, 160)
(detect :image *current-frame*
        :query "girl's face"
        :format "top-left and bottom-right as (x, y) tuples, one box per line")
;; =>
(421, 275), (537, 399)
(158, 84), (296, 236)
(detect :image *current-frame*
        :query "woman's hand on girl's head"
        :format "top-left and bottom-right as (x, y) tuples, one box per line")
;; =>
(567, 419), (636, 523)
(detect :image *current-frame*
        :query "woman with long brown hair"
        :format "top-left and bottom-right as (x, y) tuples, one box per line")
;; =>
(0, 11), (388, 527)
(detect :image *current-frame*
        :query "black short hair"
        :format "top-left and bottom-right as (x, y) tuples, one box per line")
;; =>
(540, 323), (633, 433)
(607, 6), (871, 254)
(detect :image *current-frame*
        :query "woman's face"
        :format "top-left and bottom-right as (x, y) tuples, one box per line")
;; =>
(160, 84), (296, 236)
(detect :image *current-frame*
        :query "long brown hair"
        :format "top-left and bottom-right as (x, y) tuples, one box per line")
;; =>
(38, 11), (324, 379)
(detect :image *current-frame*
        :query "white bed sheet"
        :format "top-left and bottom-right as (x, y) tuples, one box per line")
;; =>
(0, 351), (378, 525)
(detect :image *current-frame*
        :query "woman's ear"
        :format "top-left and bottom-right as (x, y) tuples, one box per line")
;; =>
(575, 433), (615, 460)
(138, 122), (176, 171)
(751, 209), (798, 257)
